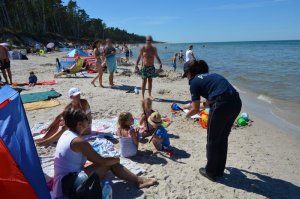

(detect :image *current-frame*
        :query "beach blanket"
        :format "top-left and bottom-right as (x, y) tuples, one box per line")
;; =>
(31, 118), (119, 141)
(40, 155), (144, 183)
(92, 138), (120, 158)
(32, 117), (167, 140)
(17, 80), (57, 86)
(24, 100), (60, 111)
(21, 90), (61, 103)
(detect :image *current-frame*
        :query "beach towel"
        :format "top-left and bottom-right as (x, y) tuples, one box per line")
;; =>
(24, 100), (60, 111)
(91, 138), (120, 158)
(17, 80), (57, 86)
(40, 155), (144, 184)
(21, 90), (61, 103)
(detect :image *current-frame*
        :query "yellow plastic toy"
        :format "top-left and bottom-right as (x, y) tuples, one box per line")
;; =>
(199, 109), (209, 129)
(39, 49), (44, 56)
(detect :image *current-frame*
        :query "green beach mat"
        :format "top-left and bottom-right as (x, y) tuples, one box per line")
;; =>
(21, 90), (61, 103)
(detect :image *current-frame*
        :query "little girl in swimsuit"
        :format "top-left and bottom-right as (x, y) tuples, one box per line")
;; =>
(116, 112), (139, 157)
(139, 97), (155, 138)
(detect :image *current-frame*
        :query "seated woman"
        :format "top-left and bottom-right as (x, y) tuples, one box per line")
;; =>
(53, 108), (157, 198)
(36, 87), (91, 146)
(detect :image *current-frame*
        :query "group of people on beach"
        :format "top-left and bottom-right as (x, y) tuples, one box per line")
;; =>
(50, 87), (171, 198)
(46, 35), (243, 198)
(171, 44), (196, 71)
(90, 39), (133, 88)
(1, 34), (243, 198)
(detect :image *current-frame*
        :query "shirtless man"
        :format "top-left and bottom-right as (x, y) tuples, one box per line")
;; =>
(135, 36), (162, 99)
(0, 44), (12, 84)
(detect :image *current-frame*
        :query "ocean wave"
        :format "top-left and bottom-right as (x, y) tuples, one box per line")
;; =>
(257, 95), (272, 104)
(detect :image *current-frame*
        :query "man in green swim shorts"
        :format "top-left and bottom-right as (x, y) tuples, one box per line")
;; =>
(135, 36), (162, 99)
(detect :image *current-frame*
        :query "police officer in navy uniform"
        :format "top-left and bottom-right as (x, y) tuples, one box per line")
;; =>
(183, 60), (242, 181)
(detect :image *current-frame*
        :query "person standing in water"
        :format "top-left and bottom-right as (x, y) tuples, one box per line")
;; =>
(172, 53), (178, 71)
(178, 50), (184, 64)
(135, 36), (162, 99)
(186, 45), (196, 62)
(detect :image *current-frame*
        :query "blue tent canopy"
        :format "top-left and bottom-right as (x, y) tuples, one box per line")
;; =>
(67, 48), (88, 57)
(0, 85), (51, 199)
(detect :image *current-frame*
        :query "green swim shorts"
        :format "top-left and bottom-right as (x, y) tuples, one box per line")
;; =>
(141, 66), (156, 79)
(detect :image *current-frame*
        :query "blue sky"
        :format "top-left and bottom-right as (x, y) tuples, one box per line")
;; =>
(68, 0), (300, 43)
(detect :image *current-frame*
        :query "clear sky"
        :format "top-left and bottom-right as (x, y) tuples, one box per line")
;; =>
(68, 0), (300, 43)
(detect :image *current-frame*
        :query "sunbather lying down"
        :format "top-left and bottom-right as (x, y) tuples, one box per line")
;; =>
(36, 87), (92, 146)
(54, 59), (87, 77)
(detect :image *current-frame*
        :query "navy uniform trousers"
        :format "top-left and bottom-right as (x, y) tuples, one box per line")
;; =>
(206, 92), (242, 177)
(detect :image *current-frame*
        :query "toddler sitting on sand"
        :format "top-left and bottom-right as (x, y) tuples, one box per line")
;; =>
(148, 112), (173, 154)
(116, 112), (139, 157)
(139, 97), (155, 138)
(28, 71), (37, 87)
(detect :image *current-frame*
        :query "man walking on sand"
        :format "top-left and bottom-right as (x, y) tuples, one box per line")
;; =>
(135, 36), (162, 100)
(0, 44), (12, 84)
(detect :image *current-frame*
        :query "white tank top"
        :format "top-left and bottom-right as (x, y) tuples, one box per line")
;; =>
(53, 130), (87, 198)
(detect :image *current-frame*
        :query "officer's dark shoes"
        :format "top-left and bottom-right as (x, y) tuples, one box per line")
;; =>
(199, 168), (217, 182)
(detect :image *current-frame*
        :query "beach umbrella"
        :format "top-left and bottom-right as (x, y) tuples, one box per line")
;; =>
(46, 42), (55, 49)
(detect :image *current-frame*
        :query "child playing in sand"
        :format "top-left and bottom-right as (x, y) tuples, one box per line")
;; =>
(139, 97), (155, 138)
(148, 112), (173, 154)
(28, 71), (37, 87)
(116, 112), (139, 157)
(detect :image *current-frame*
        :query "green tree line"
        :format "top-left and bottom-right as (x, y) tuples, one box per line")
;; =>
(0, 0), (146, 44)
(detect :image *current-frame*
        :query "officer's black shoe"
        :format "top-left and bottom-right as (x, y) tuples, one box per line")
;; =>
(199, 168), (217, 182)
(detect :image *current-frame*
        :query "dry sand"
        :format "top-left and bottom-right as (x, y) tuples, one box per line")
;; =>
(10, 52), (300, 198)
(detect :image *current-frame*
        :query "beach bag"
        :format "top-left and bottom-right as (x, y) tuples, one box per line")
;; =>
(120, 137), (138, 157)
(62, 172), (102, 199)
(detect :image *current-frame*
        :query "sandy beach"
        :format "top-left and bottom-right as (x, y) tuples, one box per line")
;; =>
(11, 52), (300, 198)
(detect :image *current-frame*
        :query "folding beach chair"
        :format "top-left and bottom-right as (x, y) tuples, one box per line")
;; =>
(54, 59), (87, 78)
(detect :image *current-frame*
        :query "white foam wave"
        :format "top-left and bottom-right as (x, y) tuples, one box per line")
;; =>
(257, 95), (272, 104)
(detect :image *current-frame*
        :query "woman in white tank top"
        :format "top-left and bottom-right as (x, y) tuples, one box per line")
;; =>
(53, 108), (157, 198)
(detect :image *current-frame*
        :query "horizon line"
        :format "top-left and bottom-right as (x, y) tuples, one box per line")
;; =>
(161, 39), (300, 44)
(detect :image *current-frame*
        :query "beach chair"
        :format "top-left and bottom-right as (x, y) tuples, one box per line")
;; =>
(54, 59), (87, 78)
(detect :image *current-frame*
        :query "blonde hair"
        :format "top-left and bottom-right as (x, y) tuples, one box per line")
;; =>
(141, 97), (152, 111)
(118, 112), (133, 130)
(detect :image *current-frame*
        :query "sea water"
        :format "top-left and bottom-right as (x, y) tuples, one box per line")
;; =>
(130, 40), (300, 135)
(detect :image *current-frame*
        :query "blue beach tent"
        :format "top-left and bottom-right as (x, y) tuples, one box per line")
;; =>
(67, 48), (88, 57)
(0, 85), (51, 199)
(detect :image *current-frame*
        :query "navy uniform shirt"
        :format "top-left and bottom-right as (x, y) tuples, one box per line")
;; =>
(189, 73), (236, 101)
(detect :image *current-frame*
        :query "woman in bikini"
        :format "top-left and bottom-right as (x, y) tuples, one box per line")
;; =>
(91, 40), (104, 87)
(36, 87), (92, 146)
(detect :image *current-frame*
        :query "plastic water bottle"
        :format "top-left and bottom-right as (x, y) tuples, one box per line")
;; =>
(134, 86), (139, 94)
(102, 181), (112, 199)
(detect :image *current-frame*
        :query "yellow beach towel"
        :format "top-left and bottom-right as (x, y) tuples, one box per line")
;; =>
(24, 100), (60, 111)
